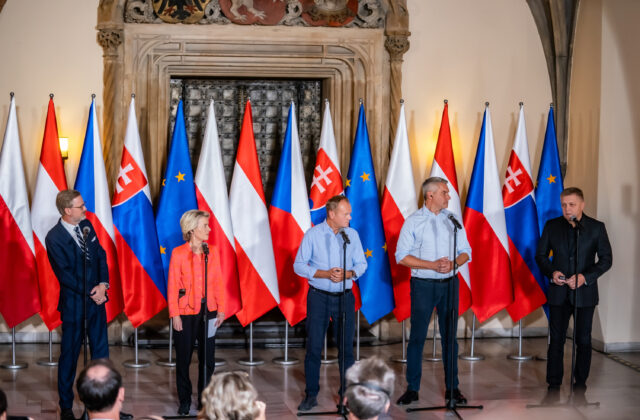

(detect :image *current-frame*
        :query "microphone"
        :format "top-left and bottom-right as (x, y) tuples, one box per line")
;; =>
(570, 215), (583, 230)
(448, 214), (462, 229)
(82, 226), (90, 239)
(339, 229), (350, 244)
(202, 242), (210, 255)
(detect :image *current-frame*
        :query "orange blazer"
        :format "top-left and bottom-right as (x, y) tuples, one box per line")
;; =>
(168, 242), (225, 318)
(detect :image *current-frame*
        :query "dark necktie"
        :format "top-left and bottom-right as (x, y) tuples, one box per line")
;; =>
(74, 226), (90, 261)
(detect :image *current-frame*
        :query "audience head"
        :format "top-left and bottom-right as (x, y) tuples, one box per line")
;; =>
(345, 357), (395, 420)
(76, 359), (124, 417)
(199, 371), (265, 420)
(0, 388), (6, 420)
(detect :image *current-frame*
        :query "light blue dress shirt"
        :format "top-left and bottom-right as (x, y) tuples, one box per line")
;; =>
(395, 207), (472, 279)
(293, 222), (368, 293)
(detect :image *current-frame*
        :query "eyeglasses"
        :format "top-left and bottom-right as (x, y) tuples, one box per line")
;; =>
(69, 203), (86, 209)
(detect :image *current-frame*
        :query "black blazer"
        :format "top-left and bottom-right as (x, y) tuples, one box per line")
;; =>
(45, 219), (109, 322)
(535, 214), (612, 307)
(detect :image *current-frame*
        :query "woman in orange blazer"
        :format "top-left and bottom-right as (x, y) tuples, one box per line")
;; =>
(168, 210), (225, 416)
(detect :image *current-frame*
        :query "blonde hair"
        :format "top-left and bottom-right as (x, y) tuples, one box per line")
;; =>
(198, 371), (261, 420)
(180, 210), (209, 241)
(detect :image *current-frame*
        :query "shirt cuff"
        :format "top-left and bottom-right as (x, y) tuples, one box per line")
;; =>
(100, 282), (109, 290)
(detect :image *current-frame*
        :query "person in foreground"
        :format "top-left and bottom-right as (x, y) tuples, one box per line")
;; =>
(76, 359), (125, 420)
(0, 388), (32, 420)
(198, 371), (266, 420)
(45, 190), (120, 420)
(168, 210), (225, 415)
(293, 195), (368, 411)
(535, 187), (612, 390)
(344, 357), (395, 420)
(395, 177), (472, 406)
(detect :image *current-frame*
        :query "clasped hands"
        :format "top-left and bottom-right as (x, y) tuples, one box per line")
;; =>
(90, 284), (107, 305)
(552, 271), (586, 289)
(431, 257), (453, 274)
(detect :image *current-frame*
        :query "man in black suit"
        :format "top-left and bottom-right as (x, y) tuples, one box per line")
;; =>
(46, 190), (109, 420)
(535, 187), (612, 390)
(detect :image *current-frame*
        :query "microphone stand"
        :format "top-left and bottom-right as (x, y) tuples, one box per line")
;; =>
(570, 220), (580, 397)
(298, 231), (349, 419)
(408, 218), (483, 419)
(82, 228), (89, 368)
(202, 243), (210, 393)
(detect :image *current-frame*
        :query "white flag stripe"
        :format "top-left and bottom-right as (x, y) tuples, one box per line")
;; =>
(230, 164), (280, 303)
(89, 102), (116, 241)
(318, 102), (340, 171)
(0, 97), (35, 253)
(481, 109), (510, 254)
(195, 100), (235, 247)
(385, 103), (417, 218)
(31, 165), (61, 247)
(289, 104), (311, 233)
(124, 99), (152, 202)
(514, 107), (534, 180)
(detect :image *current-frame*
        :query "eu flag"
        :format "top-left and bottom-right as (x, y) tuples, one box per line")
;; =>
(345, 104), (394, 323)
(534, 105), (564, 317)
(155, 100), (198, 294)
(535, 106), (564, 234)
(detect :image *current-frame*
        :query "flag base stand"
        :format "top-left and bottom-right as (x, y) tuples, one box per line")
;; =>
(215, 358), (226, 367)
(273, 322), (299, 366)
(391, 320), (407, 363)
(238, 323), (265, 366)
(425, 312), (442, 362)
(155, 358), (176, 367)
(508, 320), (533, 361)
(1, 328), (28, 369)
(157, 321), (176, 367)
(459, 315), (485, 361)
(320, 335), (338, 364)
(37, 332), (59, 366)
(123, 328), (151, 368)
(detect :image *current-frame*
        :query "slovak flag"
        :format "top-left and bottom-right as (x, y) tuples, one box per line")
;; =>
(230, 101), (280, 326)
(0, 94), (40, 328)
(31, 96), (67, 331)
(309, 100), (343, 225)
(74, 97), (124, 322)
(463, 105), (513, 322)
(429, 101), (472, 315)
(112, 97), (166, 328)
(195, 100), (242, 319)
(270, 102), (312, 326)
(381, 102), (417, 322)
(502, 105), (547, 322)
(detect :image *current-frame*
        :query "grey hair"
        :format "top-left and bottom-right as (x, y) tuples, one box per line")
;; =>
(421, 176), (448, 198)
(199, 371), (261, 420)
(345, 357), (395, 419)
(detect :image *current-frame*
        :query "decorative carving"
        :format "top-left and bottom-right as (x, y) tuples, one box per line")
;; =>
(124, 0), (384, 27)
(384, 34), (409, 61)
(152, 0), (211, 23)
(97, 28), (124, 56)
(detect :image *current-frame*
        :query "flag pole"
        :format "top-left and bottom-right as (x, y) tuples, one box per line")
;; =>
(508, 320), (533, 360)
(459, 315), (485, 361)
(321, 335), (338, 364)
(123, 328), (151, 368)
(536, 327), (550, 361)
(238, 323), (264, 366)
(36, 331), (59, 366)
(0, 328), (28, 369)
(156, 320), (176, 367)
(424, 311), (442, 362)
(273, 321), (299, 366)
(390, 320), (407, 363)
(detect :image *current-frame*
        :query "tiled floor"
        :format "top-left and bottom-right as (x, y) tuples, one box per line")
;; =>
(1, 337), (639, 419)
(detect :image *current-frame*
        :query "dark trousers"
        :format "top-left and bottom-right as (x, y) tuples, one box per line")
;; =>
(58, 306), (108, 409)
(547, 302), (595, 386)
(304, 288), (355, 397)
(406, 277), (459, 391)
(174, 308), (216, 406)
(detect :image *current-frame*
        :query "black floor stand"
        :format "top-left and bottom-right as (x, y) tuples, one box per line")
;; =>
(297, 231), (350, 419)
(406, 220), (482, 419)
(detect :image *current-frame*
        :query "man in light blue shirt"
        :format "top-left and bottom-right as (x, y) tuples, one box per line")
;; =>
(293, 195), (367, 412)
(395, 177), (472, 407)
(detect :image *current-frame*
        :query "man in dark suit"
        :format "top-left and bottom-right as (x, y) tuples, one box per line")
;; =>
(535, 187), (612, 390)
(46, 190), (109, 420)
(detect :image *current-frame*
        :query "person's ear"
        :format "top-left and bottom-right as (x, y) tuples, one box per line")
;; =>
(384, 401), (390, 412)
(118, 387), (125, 402)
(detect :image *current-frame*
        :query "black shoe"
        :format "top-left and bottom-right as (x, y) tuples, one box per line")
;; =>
(573, 381), (587, 390)
(445, 389), (467, 405)
(396, 389), (419, 405)
(119, 411), (133, 419)
(177, 402), (190, 416)
(61, 409), (76, 420)
(297, 395), (318, 412)
(547, 383), (561, 391)
(197, 401), (203, 411)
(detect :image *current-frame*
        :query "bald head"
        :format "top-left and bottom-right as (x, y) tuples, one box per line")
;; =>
(77, 359), (123, 414)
